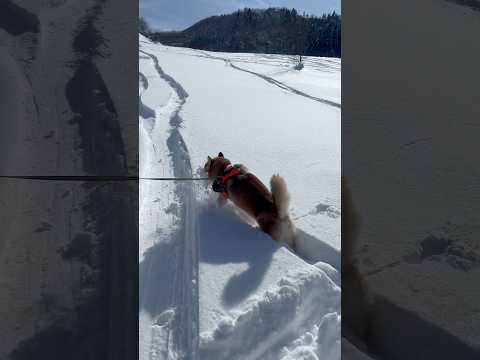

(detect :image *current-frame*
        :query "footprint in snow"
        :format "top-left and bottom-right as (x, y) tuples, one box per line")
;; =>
(311, 203), (340, 219)
(295, 203), (341, 220)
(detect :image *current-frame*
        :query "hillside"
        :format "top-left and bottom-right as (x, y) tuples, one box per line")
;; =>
(149, 8), (341, 57)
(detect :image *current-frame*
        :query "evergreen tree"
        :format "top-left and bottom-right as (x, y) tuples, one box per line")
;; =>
(149, 8), (341, 57)
(139, 17), (151, 35)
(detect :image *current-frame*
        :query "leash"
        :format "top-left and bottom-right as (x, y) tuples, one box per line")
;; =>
(0, 175), (210, 181)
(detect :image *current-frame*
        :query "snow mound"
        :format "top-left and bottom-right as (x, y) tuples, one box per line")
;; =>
(200, 265), (340, 360)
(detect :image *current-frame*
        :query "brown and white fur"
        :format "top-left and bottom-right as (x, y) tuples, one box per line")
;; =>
(204, 152), (296, 250)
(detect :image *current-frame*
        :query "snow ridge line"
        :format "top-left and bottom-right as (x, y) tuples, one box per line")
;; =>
(140, 48), (199, 360)
(195, 50), (341, 109)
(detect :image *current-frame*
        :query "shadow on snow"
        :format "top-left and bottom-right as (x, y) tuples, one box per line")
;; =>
(198, 204), (276, 307)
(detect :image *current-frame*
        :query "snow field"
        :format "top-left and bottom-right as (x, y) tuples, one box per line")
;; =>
(139, 34), (341, 360)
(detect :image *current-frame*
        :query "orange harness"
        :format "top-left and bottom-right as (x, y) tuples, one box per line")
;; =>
(217, 166), (241, 199)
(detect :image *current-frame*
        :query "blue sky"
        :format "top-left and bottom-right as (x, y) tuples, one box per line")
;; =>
(140, 0), (341, 31)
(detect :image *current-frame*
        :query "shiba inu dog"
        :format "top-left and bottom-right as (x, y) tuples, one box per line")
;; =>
(204, 152), (296, 250)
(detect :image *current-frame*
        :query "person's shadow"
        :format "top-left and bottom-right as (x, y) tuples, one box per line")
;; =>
(198, 204), (276, 307)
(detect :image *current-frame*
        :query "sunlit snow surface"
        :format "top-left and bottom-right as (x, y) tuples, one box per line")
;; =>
(139, 34), (341, 360)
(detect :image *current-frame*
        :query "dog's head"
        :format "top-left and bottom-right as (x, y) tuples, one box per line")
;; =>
(204, 152), (230, 179)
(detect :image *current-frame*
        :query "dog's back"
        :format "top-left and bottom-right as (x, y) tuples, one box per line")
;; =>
(228, 171), (276, 217)
(226, 169), (296, 248)
(205, 153), (296, 249)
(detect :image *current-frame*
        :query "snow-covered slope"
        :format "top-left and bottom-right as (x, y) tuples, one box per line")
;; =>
(139, 34), (341, 360)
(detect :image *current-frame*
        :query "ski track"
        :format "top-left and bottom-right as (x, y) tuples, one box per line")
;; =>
(145, 46), (340, 108)
(140, 49), (199, 360)
(195, 50), (341, 109)
(228, 62), (341, 109)
(139, 71), (156, 122)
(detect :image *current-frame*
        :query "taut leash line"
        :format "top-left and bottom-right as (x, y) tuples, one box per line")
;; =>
(0, 175), (210, 182)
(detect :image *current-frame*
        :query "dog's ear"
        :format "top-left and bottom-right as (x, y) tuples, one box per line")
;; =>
(218, 152), (224, 158)
(205, 156), (212, 171)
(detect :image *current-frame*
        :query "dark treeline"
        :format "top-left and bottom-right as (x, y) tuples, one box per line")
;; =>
(147, 8), (341, 57)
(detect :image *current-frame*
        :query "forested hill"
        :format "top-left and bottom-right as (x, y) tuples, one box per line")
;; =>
(148, 8), (341, 57)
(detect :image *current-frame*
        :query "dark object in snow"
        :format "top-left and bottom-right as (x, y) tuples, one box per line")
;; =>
(294, 56), (304, 70)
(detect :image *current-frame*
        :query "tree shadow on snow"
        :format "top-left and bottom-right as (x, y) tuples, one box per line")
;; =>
(198, 204), (276, 308)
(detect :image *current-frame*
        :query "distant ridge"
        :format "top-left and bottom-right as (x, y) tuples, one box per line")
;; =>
(148, 8), (341, 57)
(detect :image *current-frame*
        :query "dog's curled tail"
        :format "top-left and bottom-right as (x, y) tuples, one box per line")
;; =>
(271, 174), (290, 219)
(271, 174), (296, 249)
